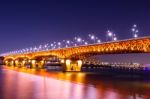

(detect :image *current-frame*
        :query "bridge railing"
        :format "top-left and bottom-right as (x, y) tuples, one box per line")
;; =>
(3, 36), (150, 57)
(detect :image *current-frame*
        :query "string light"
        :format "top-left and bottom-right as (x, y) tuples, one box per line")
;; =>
(0, 32), (120, 56)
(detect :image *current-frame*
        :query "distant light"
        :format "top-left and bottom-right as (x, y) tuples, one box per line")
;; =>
(136, 30), (139, 33)
(51, 44), (54, 47)
(91, 35), (95, 39)
(66, 40), (70, 44)
(107, 31), (113, 37)
(74, 44), (77, 46)
(34, 47), (37, 50)
(39, 45), (42, 49)
(77, 60), (82, 66)
(88, 34), (91, 36)
(61, 59), (65, 63)
(133, 24), (137, 27)
(113, 37), (117, 41)
(44, 45), (47, 48)
(84, 42), (88, 45)
(66, 59), (71, 66)
(131, 24), (139, 38)
(97, 40), (101, 43)
(77, 38), (81, 42)
(58, 42), (61, 45)
(132, 28), (135, 32)
(134, 34), (138, 38)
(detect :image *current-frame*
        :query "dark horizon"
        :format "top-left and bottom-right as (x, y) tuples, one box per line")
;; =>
(0, 0), (150, 53)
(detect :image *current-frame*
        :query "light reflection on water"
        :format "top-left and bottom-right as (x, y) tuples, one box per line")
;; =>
(0, 66), (150, 99)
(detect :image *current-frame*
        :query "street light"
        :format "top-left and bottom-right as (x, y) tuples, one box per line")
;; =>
(88, 34), (98, 44)
(57, 42), (61, 48)
(133, 34), (138, 38)
(131, 24), (139, 38)
(84, 42), (88, 45)
(75, 37), (83, 46)
(97, 39), (101, 43)
(133, 24), (137, 27)
(58, 42), (61, 45)
(108, 32), (113, 37)
(51, 43), (53, 46)
(106, 30), (113, 41)
(91, 35), (95, 40)
(66, 40), (70, 44)
(77, 37), (82, 42)
(113, 37), (117, 41)
(113, 34), (118, 41)
(65, 40), (71, 47)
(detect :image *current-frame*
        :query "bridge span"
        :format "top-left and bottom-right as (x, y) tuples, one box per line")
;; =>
(3, 37), (150, 71)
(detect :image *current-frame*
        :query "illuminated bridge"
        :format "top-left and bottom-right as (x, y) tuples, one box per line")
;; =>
(3, 37), (150, 71)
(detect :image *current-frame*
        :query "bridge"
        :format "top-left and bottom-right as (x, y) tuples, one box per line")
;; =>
(3, 37), (150, 71)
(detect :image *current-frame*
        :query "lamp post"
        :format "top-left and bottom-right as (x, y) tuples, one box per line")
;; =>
(88, 34), (97, 44)
(113, 34), (117, 41)
(66, 40), (70, 47)
(97, 39), (101, 43)
(57, 42), (61, 48)
(131, 24), (139, 38)
(75, 37), (82, 46)
(106, 30), (113, 41)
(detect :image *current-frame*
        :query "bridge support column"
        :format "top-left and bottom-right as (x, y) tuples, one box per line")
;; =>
(40, 60), (45, 69)
(22, 60), (27, 67)
(61, 59), (82, 72)
(25, 60), (32, 68)
(15, 60), (24, 67)
(5, 60), (15, 66)
(30, 60), (44, 69)
(10, 60), (15, 66)
(4, 61), (7, 66)
(15, 60), (19, 67)
(31, 60), (36, 68)
(35, 60), (45, 69)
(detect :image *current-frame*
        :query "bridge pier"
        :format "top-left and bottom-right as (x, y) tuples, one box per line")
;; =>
(4, 60), (8, 66)
(31, 60), (45, 69)
(5, 60), (15, 66)
(61, 59), (82, 72)
(13, 59), (28, 67)
(22, 60), (26, 67)
(15, 60), (23, 67)
(36, 60), (45, 69)
(10, 60), (15, 66)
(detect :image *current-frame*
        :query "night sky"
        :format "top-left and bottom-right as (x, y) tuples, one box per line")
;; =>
(0, 0), (150, 53)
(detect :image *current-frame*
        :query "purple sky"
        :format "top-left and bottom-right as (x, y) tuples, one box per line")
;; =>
(0, 0), (150, 53)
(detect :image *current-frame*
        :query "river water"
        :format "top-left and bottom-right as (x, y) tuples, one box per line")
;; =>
(0, 67), (149, 99)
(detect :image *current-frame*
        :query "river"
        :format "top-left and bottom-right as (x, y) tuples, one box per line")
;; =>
(0, 67), (149, 99)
